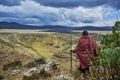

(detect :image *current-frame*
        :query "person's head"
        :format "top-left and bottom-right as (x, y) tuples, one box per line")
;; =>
(82, 30), (88, 36)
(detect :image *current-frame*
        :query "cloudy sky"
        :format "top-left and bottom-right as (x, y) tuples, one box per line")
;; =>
(0, 0), (120, 27)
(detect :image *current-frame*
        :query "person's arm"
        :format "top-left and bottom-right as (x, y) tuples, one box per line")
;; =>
(88, 36), (98, 57)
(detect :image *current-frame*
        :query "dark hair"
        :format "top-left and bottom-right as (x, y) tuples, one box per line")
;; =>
(82, 30), (88, 36)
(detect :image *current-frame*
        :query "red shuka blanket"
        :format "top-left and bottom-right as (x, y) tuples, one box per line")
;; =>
(75, 35), (98, 70)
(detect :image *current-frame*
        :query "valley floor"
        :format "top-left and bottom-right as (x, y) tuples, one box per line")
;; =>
(0, 29), (103, 80)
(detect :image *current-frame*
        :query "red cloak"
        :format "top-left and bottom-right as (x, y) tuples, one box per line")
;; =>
(75, 35), (98, 70)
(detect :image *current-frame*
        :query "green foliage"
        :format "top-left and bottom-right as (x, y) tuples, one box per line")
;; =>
(98, 47), (120, 68)
(94, 21), (120, 79)
(0, 75), (4, 80)
(112, 21), (120, 33)
(25, 57), (46, 68)
(34, 57), (46, 65)
(3, 61), (22, 71)
(25, 61), (36, 68)
(101, 33), (120, 48)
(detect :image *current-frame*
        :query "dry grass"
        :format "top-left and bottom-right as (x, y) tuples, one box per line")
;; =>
(31, 42), (53, 58)
(0, 29), (112, 35)
(72, 30), (112, 35)
(0, 29), (55, 34)
(0, 29), (104, 80)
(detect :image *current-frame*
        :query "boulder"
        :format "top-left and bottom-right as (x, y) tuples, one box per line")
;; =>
(10, 69), (21, 75)
(44, 61), (57, 72)
(24, 67), (40, 77)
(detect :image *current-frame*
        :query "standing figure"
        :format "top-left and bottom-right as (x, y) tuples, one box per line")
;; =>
(72, 31), (98, 78)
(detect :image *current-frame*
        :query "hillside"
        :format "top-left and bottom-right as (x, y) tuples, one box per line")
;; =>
(0, 30), (102, 80)
(0, 22), (112, 31)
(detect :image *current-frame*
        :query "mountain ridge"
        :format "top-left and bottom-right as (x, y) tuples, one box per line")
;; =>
(0, 22), (112, 31)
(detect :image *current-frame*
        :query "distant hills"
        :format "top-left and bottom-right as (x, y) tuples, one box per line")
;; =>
(0, 22), (113, 31)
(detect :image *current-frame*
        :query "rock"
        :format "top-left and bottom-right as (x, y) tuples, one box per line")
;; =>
(56, 75), (74, 80)
(24, 67), (40, 77)
(44, 61), (57, 72)
(10, 69), (21, 75)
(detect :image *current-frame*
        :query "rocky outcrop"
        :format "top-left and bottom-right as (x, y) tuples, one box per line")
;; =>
(23, 61), (59, 80)
(10, 69), (21, 75)
(23, 67), (40, 77)
(44, 61), (57, 72)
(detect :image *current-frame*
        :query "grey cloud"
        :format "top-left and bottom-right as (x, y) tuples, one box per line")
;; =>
(0, 0), (111, 26)
(0, 0), (120, 9)
(0, 0), (22, 6)
(34, 0), (120, 9)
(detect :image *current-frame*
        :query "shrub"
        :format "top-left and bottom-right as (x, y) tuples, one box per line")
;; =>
(25, 57), (46, 68)
(92, 21), (120, 79)
(35, 57), (46, 65)
(3, 61), (22, 71)
(55, 45), (61, 48)
(25, 61), (36, 68)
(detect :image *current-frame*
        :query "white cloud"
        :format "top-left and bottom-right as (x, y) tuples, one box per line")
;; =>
(0, 0), (116, 26)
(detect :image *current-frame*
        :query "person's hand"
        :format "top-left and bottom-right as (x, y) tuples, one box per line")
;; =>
(70, 49), (76, 53)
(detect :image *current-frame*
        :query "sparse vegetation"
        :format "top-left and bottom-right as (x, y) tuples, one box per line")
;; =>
(3, 61), (22, 71)
(34, 57), (46, 65)
(25, 57), (46, 68)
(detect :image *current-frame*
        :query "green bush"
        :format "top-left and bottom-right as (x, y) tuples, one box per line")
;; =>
(93, 21), (120, 79)
(55, 45), (61, 48)
(25, 57), (46, 68)
(34, 57), (46, 65)
(25, 61), (36, 68)
(3, 61), (22, 71)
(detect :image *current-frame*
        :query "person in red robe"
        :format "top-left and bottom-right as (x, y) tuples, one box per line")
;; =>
(72, 31), (98, 77)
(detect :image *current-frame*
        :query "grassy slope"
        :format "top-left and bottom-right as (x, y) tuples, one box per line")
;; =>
(0, 44), (34, 80)
(0, 31), (102, 80)
(0, 31), (102, 62)
(31, 42), (53, 58)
